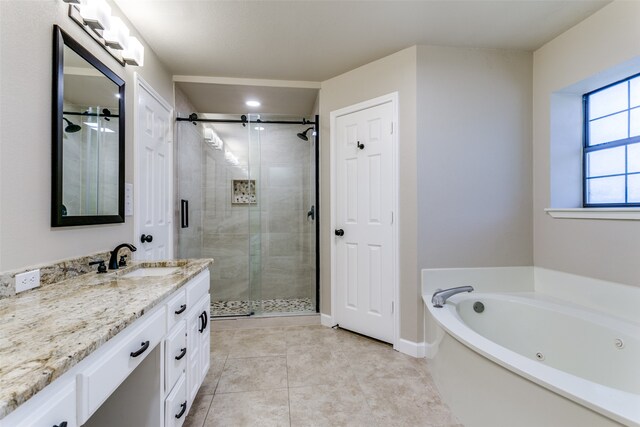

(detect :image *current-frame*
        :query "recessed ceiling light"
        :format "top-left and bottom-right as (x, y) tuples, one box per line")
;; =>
(246, 100), (261, 107)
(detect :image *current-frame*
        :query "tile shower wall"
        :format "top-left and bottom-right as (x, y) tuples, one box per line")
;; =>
(258, 125), (315, 301)
(175, 108), (316, 309)
(203, 145), (252, 302)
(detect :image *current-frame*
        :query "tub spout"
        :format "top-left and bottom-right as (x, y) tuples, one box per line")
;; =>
(431, 286), (474, 308)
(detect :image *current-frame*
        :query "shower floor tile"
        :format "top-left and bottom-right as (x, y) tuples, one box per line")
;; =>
(212, 298), (315, 316)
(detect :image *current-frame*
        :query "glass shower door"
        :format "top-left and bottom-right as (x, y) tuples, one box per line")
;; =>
(248, 115), (263, 315)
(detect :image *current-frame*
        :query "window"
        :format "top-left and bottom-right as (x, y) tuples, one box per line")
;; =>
(583, 74), (640, 206)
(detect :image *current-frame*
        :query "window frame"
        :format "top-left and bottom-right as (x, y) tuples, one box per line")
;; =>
(583, 72), (640, 208)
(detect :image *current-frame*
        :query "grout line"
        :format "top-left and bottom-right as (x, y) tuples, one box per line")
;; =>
(198, 394), (215, 427)
(286, 348), (292, 426)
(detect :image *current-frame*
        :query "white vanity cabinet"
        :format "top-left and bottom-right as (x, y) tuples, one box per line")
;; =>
(165, 269), (210, 424)
(10, 377), (77, 427)
(0, 268), (210, 427)
(185, 275), (211, 410)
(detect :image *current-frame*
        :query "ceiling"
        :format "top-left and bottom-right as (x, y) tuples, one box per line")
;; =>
(116, 0), (610, 83)
(175, 82), (319, 116)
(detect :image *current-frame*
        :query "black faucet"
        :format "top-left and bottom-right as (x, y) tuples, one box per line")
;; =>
(109, 243), (137, 270)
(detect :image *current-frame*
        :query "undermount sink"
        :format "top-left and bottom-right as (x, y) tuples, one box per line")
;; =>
(121, 267), (180, 278)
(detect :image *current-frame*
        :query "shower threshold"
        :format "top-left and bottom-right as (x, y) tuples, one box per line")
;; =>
(211, 297), (315, 317)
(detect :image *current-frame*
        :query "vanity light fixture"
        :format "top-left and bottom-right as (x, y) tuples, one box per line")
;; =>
(254, 126), (265, 131)
(103, 16), (129, 50)
(79, 0), (111, 32)
(245, 100), (261, 107)
(122, 36), (144, 66)
(65, 0), (145, 67)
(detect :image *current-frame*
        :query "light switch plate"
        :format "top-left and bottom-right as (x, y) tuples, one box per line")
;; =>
(125, 183), (133, 216)
(15, 269), (40, 293)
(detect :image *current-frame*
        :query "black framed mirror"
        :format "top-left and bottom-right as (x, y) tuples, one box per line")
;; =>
(52, 25), (125, 227)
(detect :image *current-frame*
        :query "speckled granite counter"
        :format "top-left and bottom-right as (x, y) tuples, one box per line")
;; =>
(0, 258), (212, 419)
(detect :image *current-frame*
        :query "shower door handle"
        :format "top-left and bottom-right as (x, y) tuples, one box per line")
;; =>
(181, 199), (189, 228)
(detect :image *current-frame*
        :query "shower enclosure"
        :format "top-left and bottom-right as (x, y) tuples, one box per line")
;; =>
(176, 113), (318, 317)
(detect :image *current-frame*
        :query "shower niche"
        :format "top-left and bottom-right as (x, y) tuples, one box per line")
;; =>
(176, 113), (318, 317)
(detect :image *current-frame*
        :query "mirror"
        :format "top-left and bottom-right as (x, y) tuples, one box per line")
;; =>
(52, 25), (125, 227)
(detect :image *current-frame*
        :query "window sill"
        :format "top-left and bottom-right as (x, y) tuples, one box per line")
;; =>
(545, 208), (640, 220)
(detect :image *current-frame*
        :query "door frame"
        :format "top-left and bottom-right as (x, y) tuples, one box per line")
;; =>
(329, 92), (400, 349)
(133, 73), (175, 260)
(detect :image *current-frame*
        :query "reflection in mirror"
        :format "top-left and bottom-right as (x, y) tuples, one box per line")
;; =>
(52, 26), (125, 226)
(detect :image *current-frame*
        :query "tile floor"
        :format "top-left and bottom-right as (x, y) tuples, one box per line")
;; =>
(184, 315), (461, 427)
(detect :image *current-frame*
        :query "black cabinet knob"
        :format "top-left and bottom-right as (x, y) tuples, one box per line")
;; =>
(334, 229), (344, 237)
(53, 422), (68, 427)
(140, 234), (153, 243)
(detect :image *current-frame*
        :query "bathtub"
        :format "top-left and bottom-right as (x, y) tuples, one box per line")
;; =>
(425, 291), (640, 427)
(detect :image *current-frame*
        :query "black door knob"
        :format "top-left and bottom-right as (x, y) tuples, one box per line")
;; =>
(140, 234), (153, 243)
(357, 141), (365, 150)
(335, 229), (344, 237)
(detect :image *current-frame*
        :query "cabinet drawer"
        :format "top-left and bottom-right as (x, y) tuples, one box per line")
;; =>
(166, 289), (187, 332)
(165, 373), (187, 427)
(186, 270), (209, 307)
(77, 307), (166, 423)
(165, 320), (187, 393)
(6, 376), (76, 427)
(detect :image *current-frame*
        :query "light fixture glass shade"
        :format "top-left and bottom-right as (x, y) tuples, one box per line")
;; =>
(122, 36), (144, 66)
(80, 0), (111, 31)
(103, 17), (129, 50)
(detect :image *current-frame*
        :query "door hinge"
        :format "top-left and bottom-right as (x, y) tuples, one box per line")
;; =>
(390, 122), (394, 134)
(391, 211), (394, 224)
(391, 301), (394, 314)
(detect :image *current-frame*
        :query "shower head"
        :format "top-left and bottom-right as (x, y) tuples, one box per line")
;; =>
(297, 127), (314, 141)
(63, 118), (82, 133)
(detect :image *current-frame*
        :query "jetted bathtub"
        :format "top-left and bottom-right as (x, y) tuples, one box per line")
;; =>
(425, 291), (640, 427)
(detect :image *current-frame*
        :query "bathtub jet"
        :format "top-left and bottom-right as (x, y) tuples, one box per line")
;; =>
(431, 286), (474, 307)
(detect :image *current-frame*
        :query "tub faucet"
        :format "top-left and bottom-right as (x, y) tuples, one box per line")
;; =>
(431, 286), (474, 308)
(109, 243), (137, 270)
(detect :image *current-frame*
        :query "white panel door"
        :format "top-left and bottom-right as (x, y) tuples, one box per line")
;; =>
(136, 80), (172, 261)
(335, 101), (394, 343)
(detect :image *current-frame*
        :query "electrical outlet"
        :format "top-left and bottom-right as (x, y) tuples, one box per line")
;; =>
(15, 269), (40, 293)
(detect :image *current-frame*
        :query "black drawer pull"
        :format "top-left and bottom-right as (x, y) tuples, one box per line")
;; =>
(175, 347), (187, 360)
(198, 313), (204, 333)
(174, 304), (187, 315)
(53, 422), (68, 427)
(130, 340), (150, 357)
(175, 401), (187, 419)
(202, 311), (208, 331)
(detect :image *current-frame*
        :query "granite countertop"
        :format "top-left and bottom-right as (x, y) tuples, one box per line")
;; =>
(0, 258), (213, 419)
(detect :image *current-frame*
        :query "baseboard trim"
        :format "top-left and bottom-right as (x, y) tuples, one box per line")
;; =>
(320, 313), (335, 327)
(395, 338), (426, 358)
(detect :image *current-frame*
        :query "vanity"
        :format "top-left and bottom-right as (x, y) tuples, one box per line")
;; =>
(0, 259), (212, 427)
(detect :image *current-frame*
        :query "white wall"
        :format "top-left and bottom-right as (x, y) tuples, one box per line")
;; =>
(417, 46), (533, 270)
(319, 47), (420, 341)
(320, 45), (533, 343)
(533, 1), (640, 287)
(0, 1), (173, 272)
